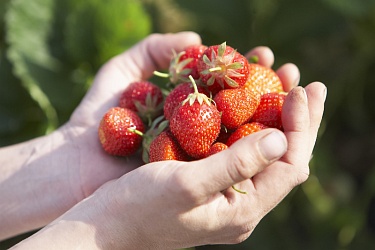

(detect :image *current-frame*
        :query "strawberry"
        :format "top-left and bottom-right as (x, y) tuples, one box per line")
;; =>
(163, 82), (208, 120)
(207, 142), (228, 156)
(149, 131), (191, 162)
(170, 76), (221, 159)
(197, 42), (250, 94)
(226, 122), (268, 146)
(119, 81), (164, 124)
(154, 44), (207, 84)
(244, 63), (284, 96)
(98, 107), (145, 156)
(251, 92), (286, 130)
(215, 127), (234, 144)
(214, 88), (260, 130)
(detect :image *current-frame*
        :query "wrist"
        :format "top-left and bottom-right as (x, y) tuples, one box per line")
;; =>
(0, 126), (83, 240)
(12, 182), (144, 250)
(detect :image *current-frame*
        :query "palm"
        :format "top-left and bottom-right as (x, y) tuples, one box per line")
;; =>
(63, 32), (305, 198)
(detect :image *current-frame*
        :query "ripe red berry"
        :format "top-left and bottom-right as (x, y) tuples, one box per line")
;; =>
(119, 81), (164, 124)
(171, 44), (208, 81)
(170, 77), (221, 159)
(226, 122), (268, 146)
(163, 82), (208, 120)
(207, 142), (228, 156)
(149, 131), (191, 162)
(251, 92), (286, 130)
(244, 63), (284, 96)
(197, 42), (250, 94)
(214, 88), (260, 130)
(154, 44), (207, 84)
(98, 107), (145, 156)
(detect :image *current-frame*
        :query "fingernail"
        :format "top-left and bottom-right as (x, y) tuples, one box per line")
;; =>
(258, 131), (287, 161)
(301, 87), (308, 103)
(294, 75), (300, 87)
(322, 87), (327, 102)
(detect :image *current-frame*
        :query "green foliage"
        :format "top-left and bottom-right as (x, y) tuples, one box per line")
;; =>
(0, 0), (150, 145)
(2, 0), (375, 249)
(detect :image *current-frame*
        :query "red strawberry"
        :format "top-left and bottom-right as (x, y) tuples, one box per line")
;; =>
(170, 77), (221, 159)
(207, 142), (228, 156)
(197, 42), (250, 94)
(119, 81), (164, 124)
(154, 44), (207, 84)
(244, 63), (284, 96)
(98, 107), (145, 156)
(163, 82), (208, 120)
(149, 131), (191, 162)
(214, 88), (260, 130)
(215, 127), (234, 144)
(251, 92), (286, 130)
(226, 122), (268, 146)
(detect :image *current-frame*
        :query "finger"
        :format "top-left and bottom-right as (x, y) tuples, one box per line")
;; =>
(183, 129), (287, 199)
(304, 82), (327, 152)
(249, 86), (312, 215)
(245, 46), (274, 68)
(115, 32), (202, 81)
(276, 63), (300, 92)
(280, 86), (311, 171)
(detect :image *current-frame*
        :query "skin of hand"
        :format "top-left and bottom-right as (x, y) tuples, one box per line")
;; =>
(8, 33), (326, 249)
(61, 34), (303, 201)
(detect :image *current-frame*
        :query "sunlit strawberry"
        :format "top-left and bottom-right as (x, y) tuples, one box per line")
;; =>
(170, 77), (221, 159)
(251, 92), (286, 130)
(197, 42), (250, 94)
(98, 107), (145, 156)
(226, 122), (268, 147)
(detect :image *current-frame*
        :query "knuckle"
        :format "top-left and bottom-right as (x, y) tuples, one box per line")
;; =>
(228, 148), (255, 181)
(228, 145), (268, 182)
(169, 166), (202, 204)
(225, 223), (255, 244)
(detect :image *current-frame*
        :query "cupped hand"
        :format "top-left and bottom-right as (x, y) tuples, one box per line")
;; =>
(60, 32), (307, 205)
(60, 32), (202, 198)
(87, 81), (326, 249)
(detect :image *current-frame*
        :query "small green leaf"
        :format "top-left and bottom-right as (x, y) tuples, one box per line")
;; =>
(224, 75), (239, 88)
(227, 62), (244, 70)
(207, 75), (215, 86)
(218, 41), (227, 57)
(202, 54), (211, 65)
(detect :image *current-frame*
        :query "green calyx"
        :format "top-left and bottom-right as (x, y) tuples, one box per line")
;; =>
(200, 42), (245, 89)
(153, 50), (193, 84)
(182, 75), (212, 106)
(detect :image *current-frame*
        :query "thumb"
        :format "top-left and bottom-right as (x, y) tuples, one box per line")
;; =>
(187, 129), (287, 197)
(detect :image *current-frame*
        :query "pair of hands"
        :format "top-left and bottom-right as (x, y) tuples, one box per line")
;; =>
(17, 32), (325, 249)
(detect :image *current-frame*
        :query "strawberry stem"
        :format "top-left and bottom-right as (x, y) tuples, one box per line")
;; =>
(209, 66), (223, 72)
(232, 185), (247, 194)
(189, 75), (199, 93)
(127, 127), (144, 137)
(153, 70), (169, 78)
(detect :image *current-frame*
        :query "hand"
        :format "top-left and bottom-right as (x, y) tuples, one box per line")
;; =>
(63, 34), (302, 200)
(1, 32), (315, 241)
(60, 32), (203, 198)
(91, 83), (325, 249)
(16, 42), (326, 248)
(60, 32), (299, 198)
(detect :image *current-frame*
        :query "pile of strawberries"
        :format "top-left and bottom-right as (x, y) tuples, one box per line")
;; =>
(98, 42), (287, 163)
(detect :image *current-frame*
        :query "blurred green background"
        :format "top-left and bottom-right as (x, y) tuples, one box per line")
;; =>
(1, 0), (375, 249)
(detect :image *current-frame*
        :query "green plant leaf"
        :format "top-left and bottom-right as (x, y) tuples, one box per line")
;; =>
(0, 51), (46, 146)
(5, 0), (86, 131)
(65, 0), (151, 70)
(5, 0), (59, 132)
